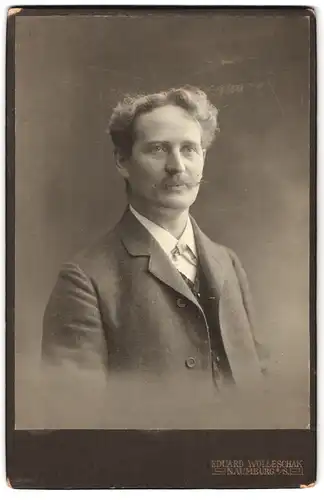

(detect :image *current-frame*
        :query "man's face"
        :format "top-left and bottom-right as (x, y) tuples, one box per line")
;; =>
(119, 104), (206, 211)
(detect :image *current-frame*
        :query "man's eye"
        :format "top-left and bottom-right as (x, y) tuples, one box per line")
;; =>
(150, 144), (166, 153)
(182, 145), (196, 154)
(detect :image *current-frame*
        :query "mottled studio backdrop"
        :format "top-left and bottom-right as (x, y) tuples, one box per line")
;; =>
(14, 11), (311, 428)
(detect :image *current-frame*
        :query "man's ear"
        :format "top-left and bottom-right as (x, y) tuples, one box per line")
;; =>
(115, 149), (130, 180)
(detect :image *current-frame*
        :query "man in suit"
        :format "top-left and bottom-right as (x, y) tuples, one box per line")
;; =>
(42, 86), (268, 429)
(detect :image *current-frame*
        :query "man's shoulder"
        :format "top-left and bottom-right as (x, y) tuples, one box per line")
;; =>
(201, 230), (249, 286)
(206, 237), (241, 271)
(62, 218), (125, 279)
(192, 218), (238, 265)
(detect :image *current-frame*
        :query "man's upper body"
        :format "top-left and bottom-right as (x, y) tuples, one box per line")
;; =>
(42, 86), (269, 429)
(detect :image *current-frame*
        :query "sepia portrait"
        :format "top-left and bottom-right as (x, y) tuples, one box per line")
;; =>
(13, 8), (312, 432)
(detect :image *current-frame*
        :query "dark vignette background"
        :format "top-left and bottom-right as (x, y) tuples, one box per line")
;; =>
(14, 11), (311, 429)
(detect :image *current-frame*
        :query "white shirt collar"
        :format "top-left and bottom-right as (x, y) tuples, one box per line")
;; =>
(129, 205), (197, 259)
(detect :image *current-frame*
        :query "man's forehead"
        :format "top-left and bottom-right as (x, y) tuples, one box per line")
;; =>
(134, 105), (202, 142)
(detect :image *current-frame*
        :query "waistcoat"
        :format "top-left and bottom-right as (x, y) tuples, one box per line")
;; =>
(179, 264), (234, 387)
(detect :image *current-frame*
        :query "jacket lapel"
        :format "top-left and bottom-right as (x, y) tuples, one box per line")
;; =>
(191, 218), (263, 389)
(116, 209), (201, 308)
(190, 217), (225, 297)
(148, 243), (201, 307)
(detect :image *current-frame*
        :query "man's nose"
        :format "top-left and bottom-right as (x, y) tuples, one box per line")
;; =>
(165, 150), (186, 174)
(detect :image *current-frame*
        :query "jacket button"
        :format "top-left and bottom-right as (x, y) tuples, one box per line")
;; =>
(212, 361), (221, 380)
(176, 297), (186, 308)
(185, 357), (196, 369)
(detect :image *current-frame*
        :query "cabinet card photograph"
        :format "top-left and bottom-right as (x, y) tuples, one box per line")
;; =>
(7, 6), (316, 489)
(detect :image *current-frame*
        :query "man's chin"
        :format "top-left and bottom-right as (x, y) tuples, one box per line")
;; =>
(156, 191), (198, 210)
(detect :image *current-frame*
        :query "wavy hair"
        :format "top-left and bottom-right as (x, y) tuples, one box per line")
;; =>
(108, 86), (219, 157)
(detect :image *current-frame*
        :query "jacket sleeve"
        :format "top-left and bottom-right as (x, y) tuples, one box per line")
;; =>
(41, 262), (109, 428)
(228, 249), (270, 376)
(42, 262), (107, 369)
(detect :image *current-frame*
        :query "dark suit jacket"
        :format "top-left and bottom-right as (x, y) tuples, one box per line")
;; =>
(42, 209), (268, 428)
